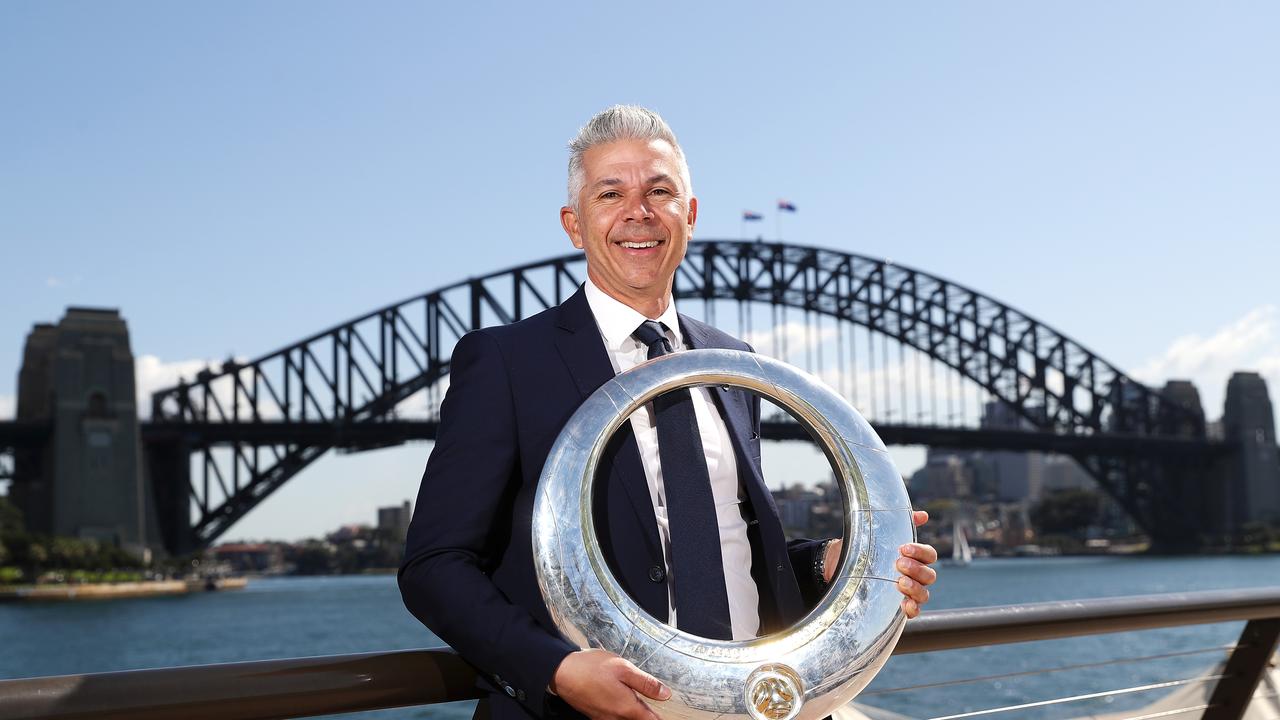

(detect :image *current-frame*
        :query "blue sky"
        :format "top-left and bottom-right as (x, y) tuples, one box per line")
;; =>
(2, 2), (1277, 541)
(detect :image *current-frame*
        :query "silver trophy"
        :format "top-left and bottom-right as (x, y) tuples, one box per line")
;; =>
(533, 350), (914, 720)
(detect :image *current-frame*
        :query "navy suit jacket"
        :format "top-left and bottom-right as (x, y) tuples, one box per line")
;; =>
(399, 287), (824, 720)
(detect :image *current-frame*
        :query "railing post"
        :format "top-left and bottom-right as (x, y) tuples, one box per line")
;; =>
(1202, 618), (1280, 720)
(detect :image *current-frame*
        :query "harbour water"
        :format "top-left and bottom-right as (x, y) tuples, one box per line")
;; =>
(3, 555), (1279, 719)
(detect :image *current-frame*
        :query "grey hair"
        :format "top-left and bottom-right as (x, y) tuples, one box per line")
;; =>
(566, 105), (692, 210)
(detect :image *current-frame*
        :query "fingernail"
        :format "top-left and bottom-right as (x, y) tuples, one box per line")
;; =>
(899, 577), (914, 589)
(658, 685), (671, 700)
(896, 558), (911, 572)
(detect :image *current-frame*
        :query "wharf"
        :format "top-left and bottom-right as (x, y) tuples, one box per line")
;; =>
(0, 577), (247, 602)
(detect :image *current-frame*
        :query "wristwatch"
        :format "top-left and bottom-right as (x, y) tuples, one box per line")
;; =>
(813, 538), (834, 587)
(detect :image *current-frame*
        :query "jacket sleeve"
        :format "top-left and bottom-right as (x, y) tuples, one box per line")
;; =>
(398, 330), (575, 717)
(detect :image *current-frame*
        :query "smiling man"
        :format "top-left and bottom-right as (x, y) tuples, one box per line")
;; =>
(399, 106), (938, 720)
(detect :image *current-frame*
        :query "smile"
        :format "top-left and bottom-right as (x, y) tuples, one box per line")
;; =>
(617, 240), (661, 249)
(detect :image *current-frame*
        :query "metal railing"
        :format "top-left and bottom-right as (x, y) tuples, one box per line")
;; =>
(2, 587), (1278, 720)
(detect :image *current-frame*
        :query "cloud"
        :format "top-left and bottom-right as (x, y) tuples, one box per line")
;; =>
(1130, 305), (1280, 418)
(738, 322), (981, 426)
(43, 275), (81, 289)
(135, 354), (236, 419)
(394, 380), (449, 419)
(741, 321), (838, 365)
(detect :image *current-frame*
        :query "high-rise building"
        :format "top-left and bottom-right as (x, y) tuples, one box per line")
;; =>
(378, 500), (413, 541)
(981, 401), (1045, 503)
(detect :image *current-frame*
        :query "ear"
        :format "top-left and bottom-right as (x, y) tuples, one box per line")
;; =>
(686, 197), (699, 234)
(561, 206), (583, 249)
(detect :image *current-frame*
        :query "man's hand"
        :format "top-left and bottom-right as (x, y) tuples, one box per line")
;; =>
(897, 510), (938, 618)
(821, 510), (938, 619)
(550, 648), (670, 720)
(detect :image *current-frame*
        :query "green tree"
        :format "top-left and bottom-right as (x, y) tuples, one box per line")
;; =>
(0, 496), (25, 535)
(26, 541), (48, 568)
(293, 542), (333, 575)
(1031, 489), (1101, 536)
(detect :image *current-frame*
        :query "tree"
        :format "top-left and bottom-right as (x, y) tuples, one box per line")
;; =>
(0, 497), (25, 536)
(1031, 489), (1101, 536)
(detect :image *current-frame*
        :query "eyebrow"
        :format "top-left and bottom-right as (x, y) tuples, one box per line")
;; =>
(590, 174), (678, 190)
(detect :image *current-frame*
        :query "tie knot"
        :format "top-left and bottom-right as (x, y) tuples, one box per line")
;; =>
(632, 320), (672, 358)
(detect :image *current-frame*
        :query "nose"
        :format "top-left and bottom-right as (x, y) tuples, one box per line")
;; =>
(623, 193), (653, 222)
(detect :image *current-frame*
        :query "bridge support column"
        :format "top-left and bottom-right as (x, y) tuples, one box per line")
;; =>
(1221, 372), (1280, 537)
(12, 308), (162, 559)
(144, 434), (196, 557)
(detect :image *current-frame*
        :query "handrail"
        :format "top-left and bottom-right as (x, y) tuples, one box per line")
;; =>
(896, 587), (1280, 654)
(2, 587), (1278, 720)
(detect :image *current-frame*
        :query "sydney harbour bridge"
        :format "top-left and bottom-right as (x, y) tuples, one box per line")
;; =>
(1, 240), (1270, 556)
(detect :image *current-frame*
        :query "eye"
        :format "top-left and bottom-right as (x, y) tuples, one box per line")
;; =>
(650, 188), (672, 196)
(599, 190), (621, 200)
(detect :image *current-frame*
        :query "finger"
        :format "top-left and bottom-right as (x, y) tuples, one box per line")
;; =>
(912, 510), (929, 527)
(621, 664), (671, 702)
(897, 575), (931, 605)
(899, 542), (938, 565)
(901, 597), (920, 619)
(896, 557), (938, 586)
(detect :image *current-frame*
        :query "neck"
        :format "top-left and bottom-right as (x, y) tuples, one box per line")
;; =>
(587, 271), (671, 319)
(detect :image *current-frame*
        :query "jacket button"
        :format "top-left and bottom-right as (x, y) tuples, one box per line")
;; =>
(505, 685), (517, 697)
(648, 565), (666, 583)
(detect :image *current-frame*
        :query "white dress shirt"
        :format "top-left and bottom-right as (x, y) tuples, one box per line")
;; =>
(583, 278), (760, 640)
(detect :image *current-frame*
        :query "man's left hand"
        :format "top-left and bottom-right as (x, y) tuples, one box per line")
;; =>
(821, 510), (937, 619)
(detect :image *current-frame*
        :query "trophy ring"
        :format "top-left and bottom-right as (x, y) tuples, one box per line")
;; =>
(533, 349), (915, 720)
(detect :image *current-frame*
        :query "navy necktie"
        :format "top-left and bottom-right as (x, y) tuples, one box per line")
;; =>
(631, 320), (733, 640)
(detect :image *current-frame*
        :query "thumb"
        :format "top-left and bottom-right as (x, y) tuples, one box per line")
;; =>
(620, 664), (671, 701)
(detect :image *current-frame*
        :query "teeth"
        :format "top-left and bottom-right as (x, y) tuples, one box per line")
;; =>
(620, 241), (659, 249)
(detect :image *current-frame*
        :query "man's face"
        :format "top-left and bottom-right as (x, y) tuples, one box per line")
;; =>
(560, 138), (697, 310)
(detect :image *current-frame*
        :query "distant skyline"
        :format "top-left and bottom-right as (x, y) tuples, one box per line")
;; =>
(3, 2), (1278, 541)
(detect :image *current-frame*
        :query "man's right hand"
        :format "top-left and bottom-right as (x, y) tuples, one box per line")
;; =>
(550, 648), (670, 720)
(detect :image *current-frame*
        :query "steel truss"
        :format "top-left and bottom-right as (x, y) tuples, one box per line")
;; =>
(150, 241), (1214, 552)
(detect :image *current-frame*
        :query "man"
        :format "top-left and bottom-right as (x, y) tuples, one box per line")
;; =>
(399, 106), (938, 720)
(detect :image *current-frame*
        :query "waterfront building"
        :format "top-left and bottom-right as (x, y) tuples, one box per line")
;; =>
(213, 543), (287, 574)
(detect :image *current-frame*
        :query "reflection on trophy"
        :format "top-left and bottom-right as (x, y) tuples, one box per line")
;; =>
(533, 350), (915, 720)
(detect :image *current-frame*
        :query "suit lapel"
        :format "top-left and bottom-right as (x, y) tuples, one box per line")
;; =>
(554, 288), (661, 560)
(553, 287), (616, 400)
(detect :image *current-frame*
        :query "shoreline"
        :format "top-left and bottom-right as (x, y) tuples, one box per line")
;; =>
(0, 577), (247, 602)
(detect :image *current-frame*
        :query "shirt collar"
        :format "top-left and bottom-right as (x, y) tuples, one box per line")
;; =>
(583, 277), (683, 352)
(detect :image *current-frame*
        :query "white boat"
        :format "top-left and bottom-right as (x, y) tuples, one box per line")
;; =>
(949, 523), (973, 567)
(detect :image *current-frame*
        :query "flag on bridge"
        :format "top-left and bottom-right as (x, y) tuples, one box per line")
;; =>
(743, 211), (764, 221)
(778, 200), (797, 212)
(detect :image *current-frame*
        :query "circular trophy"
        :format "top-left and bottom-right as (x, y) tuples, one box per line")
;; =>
(533, 349), (914, 720)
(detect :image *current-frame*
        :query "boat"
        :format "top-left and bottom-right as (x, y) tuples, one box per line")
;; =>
(948, 522), (973, 567)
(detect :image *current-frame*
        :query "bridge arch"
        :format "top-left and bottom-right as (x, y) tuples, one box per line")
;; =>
(150, 240), (1201, 551)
